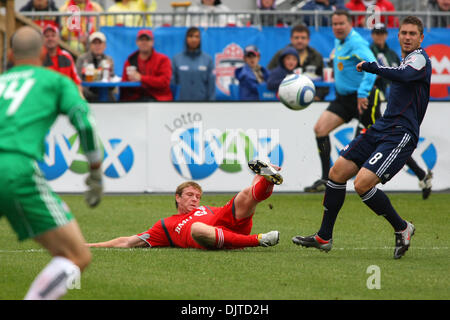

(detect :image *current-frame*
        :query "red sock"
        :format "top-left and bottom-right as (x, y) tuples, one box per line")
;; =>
(215, 228), (259, 249)
(251, 176), (274, 202)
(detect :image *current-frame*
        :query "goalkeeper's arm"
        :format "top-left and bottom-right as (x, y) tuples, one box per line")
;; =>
(58, 75), (103, 207)
(68, 104), (103, 207)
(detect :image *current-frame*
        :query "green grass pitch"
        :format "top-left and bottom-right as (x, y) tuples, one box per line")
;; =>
(0, 192), (449, 300)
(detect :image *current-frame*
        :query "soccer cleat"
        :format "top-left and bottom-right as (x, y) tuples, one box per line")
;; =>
(304, 179), (327, 192)
(291, 233), (333, 252)
(258, 231), (280, 247)
(418, 170), (433, 200)
(248, 160), (283, 185)
(394, 221), (415, 259)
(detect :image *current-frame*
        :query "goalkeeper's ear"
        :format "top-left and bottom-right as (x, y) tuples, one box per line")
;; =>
(7, 48), (13, 65)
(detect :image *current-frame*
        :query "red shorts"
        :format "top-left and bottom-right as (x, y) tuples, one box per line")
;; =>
(206, 196), (254, 236)
(136, 196), (253, 249)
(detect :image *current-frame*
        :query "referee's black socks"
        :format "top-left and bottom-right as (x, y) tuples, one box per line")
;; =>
(316, 136), (331, 180)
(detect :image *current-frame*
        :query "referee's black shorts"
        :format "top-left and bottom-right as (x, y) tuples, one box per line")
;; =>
(327, 88), (381, 128)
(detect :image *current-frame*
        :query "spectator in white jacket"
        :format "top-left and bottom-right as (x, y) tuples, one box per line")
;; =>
(187, 0), (235, 27)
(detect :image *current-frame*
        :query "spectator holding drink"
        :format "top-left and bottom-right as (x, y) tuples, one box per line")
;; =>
(120, 29), (173, 101)
(76, 32), (116, 102)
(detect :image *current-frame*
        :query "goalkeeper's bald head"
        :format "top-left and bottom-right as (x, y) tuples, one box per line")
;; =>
(11, 26), (43, 62)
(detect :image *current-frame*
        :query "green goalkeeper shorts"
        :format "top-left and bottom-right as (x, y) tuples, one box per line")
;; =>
(0, 152), (74, 241)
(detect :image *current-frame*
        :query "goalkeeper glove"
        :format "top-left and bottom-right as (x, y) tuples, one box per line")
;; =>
(85, 167), (103, 208)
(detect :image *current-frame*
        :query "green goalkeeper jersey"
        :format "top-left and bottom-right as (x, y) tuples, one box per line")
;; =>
(0, 65), (101, 163)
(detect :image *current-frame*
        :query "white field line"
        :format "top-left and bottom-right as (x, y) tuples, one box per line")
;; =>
(0, 247), (448, 253)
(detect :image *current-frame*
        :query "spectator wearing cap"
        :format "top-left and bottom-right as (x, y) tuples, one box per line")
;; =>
(42, 25), (83, 96)
(171, 27), (215, 101)
(267, 24), (328, 100)
(369, 23), (400, 99)
(234, 45), (270, 101)
(20, 0), (60, 29)
(106, 0), (157, 27)
(345, 0), (398, 28)
(76, 32), (116, 102)
(121, 29), (173, 102)
(59, 0), (104, 53)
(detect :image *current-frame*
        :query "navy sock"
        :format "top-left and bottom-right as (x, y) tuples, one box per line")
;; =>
(316, 136), (331, 180)
(360, 187), (407, 231)
(317, 179), (346, 240)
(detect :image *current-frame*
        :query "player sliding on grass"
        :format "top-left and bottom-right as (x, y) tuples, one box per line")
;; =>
(292, 16), (431, 259)
(87, 160), (282, 250)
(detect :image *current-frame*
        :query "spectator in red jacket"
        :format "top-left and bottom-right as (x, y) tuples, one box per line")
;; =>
(42, 24), (83, 97)
(120, 29), (173, 101)
(345, 0), (398, 28)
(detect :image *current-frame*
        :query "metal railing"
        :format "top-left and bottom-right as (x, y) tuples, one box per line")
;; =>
(20, 10), (450, 30)
(3, 10), (449, 64)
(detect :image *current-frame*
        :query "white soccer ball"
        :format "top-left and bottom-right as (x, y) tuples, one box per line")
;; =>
(278, 74), (316, 110)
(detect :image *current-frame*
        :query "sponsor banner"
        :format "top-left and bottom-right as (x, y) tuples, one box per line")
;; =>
(44, 104), (148, 192)
(43, 102), (449, 193)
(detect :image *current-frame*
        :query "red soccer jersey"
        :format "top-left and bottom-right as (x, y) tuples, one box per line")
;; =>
(137, 197), (253, 249)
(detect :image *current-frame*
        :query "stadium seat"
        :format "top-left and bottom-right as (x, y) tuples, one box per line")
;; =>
(257, 83), (278, 101)
(228, 84), (240, 101)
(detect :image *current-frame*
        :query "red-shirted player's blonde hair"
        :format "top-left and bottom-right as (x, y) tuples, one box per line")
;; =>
(175, 181), (203, 208)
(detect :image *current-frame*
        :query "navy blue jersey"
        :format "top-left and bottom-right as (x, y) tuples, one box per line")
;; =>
(361, 48), (431, 143)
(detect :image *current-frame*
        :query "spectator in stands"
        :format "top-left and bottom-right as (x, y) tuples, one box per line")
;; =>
(267, 24), (328, 100)
(19, 0), (60, 29)
(301, 0), (346, 26)
(59, 0), (104, 53)
(234, 45), (270, 100)
(121, 29), (173, 102)
(75, 32), (116, 102)
(428, 0), (450, 27)
(254, 0), (283, 26)
(258, 0), (276, 10)
(172, 27), (215, 101)
(266, 47), (300, 92)
(42, 24), (83, 96)
(106, 0), (157, 27)
(187, 0), (235, 27)
(345, 0), (398, 28)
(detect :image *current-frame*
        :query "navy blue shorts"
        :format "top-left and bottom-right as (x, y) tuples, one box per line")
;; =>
(340, 128), (416, 184)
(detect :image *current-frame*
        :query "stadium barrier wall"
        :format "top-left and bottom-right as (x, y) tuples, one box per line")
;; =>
(44, 101), (449, 193)
(98, 26), (450, 100)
